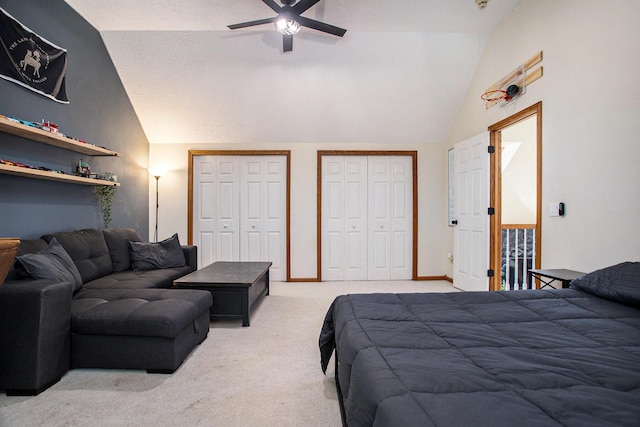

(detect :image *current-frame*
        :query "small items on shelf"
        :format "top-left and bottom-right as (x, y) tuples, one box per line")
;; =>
(0, 114), (117, 153)
(98, 172), (118, 182)
(0, 113), (120, 187)
(76, 158), (91, 177)
(41, 120), (60, 134)
(0, 158), (65, 174)
(0, 157), (117, 183)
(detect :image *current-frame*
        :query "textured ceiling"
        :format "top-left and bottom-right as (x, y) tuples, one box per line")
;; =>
(64, 0), (522, 33)
(64, 0), (524, 145)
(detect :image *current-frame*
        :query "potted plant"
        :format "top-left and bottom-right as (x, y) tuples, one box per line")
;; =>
(95, 173), (117, 228)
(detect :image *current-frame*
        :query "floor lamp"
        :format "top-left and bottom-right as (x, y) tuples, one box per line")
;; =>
(149, 167), (165, 242)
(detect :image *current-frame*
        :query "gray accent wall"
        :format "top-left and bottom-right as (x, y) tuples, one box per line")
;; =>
(0, 0), (149, 239)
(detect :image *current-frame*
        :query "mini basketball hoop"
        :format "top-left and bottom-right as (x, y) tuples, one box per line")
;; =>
(482, 63), (527, 110)
(481, 89), (510, 102)
(481, 89), (511, 109)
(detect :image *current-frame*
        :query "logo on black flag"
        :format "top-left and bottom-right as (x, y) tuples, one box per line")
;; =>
(0, 7), (68, 103)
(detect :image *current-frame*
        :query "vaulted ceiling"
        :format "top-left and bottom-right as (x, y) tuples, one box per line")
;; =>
(65, 0), (524, 145)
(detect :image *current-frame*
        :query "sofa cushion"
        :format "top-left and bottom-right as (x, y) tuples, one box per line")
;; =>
(81, 266), (193, 290)
(128, 233), (186, 271)
(102, 228), (142, 272)
(43, 229), (113, 284)
(15, 238), (83, 292)
(71, 288), (212, 338)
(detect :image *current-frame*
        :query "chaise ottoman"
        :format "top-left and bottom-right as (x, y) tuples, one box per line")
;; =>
(71, 288), (212, 373)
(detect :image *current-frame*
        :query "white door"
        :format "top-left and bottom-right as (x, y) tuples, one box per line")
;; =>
(322, 156), (368, 281)
(193, 156), (240, 267)
(193, 155), (287, 281)
(240, 156), (287, 280)
(368, 156), (413, 280)
(453, 133), (490, 292)
(322, 155), (412, 281)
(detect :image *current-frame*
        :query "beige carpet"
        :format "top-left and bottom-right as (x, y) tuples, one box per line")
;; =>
(0, 280), (458, 427)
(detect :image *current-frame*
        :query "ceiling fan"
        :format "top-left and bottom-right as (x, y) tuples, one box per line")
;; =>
(227, 0), (347, 52)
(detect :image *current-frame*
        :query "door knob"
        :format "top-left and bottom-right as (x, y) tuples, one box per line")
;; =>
(451, 220), (458, 225)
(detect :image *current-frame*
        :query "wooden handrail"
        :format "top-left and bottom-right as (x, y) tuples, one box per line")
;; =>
(501, 224), (536, 229)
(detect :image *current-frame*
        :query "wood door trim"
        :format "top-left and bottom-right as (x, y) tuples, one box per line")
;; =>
(487, 102), (542, 291)
(317, 151), (419, 282)
(188, 150), (292, 281)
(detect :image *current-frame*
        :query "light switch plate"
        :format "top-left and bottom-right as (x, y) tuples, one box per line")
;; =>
(549, 202), (560, 217)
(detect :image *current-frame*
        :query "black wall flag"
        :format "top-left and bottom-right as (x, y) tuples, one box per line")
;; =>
(0, 7), (68, 103)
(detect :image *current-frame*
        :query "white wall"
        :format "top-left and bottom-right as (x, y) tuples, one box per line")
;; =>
(150, 0), (640, 279)
(150, 142), (447, 279)
(447, 0), (640, 274)
(502, 117), (537, 224)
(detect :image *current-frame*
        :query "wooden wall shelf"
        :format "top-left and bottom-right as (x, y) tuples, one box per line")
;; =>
(0, 163), (120, 186)
(0, 115), (120, 157)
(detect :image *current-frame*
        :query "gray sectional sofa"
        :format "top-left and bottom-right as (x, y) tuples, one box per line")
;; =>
(0, 228), (212, 396)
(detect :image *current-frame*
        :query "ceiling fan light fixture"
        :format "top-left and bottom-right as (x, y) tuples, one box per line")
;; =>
(276, 17), (300, 35)
(228, 0), (347, 52)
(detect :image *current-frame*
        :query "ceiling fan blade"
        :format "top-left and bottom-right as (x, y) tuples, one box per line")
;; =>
(297, 16), (347, 37)
(283, 34), (293, 52)
(292, 0), (320, 15)
(262, 0), (282, 14)
(227, 17), (276, 30)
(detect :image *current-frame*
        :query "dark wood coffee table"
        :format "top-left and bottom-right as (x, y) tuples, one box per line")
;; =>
(173, 261), (271, 327)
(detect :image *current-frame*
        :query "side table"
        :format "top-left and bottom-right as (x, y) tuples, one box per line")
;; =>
(528, 268), (586, 289)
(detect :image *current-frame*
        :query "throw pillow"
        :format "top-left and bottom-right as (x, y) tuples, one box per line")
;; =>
(44, 229), (112, 283)
(128, 233), (186, 271)
(103, 228), (142, 272)
(15, 237), (83, 292)
(570, 261), (640, 307)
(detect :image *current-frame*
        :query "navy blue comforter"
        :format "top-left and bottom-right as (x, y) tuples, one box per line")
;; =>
(319, 262), (640, 427)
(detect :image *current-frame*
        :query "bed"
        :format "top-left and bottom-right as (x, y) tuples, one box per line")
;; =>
(319, 262), (640, 427)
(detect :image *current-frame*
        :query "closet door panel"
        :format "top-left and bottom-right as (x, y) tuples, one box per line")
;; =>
(368, 157), (391, 280)
(322, 158), (345, 281)
(389, 157), (412, 280)
(239, 156), (287, 280)
(217, 158), (240, 261)
(193, 155), (286, 280)
(322, 155), (412, 281)
(343, 157), (368, 280)
(263, 159), (286, 280)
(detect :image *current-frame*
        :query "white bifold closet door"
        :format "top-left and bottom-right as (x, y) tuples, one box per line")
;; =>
(192, 155), (286, 281)
(322, 156), (412, 281)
